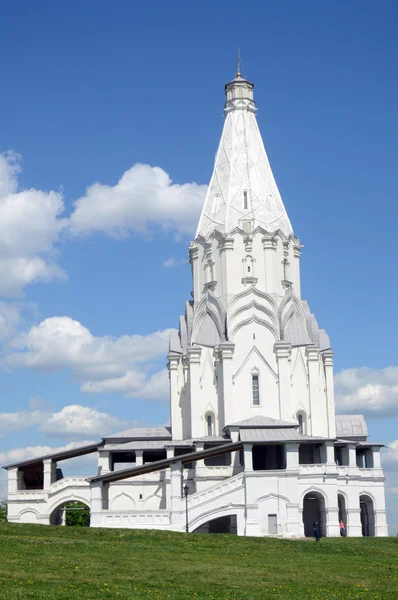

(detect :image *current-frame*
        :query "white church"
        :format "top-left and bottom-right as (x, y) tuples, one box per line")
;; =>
(4, 68), (388, 537)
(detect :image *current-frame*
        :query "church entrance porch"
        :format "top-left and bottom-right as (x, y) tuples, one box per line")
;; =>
(303, 492), (326, 538)
(360, 495), (375, 536)
(50, 501), (90, 526)
(193, 514), (237, 534)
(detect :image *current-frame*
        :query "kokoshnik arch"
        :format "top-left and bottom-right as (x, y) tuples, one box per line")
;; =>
(3, 67), (388, 537)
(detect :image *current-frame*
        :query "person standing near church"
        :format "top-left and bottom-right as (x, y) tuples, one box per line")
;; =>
(313, 521), (321, 542)
(340, 520), (346, 537)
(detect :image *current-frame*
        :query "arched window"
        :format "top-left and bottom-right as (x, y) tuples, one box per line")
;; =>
(297, 412), (306, 435)
(206, 413), (214, 436)
(243, 190), (248, 210)
(252, 374), (260, 405)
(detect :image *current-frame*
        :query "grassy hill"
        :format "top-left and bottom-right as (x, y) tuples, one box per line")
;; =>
(0, 523), (397, 600)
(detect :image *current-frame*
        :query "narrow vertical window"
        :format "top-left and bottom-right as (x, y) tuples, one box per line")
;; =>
(207, 414), (213, 436)
(298, 414), (303, 435)
(243, 190), (248, 209)
(252, 375), (260, 405)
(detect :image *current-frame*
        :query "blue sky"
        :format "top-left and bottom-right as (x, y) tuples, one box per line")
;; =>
(0, 1), (397, 531)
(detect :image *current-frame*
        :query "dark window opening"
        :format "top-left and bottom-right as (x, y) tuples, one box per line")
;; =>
(298, 414), (303, 434)
(243, 191), (248, 209)
(335, 446), (344, 466)
(356, 449), (373, 469)
(111, 452), (136, 472)
(299, 444), (322, 465)
(204, 444), (231, 467)
(143, 450), (167, 464)
(252, 445), (285, 470)
(174, 446), (194, 469)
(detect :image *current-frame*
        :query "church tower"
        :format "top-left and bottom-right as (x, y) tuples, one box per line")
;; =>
(168, 68), (336, 442)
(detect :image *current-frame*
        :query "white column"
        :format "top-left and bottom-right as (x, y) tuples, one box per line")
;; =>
(43, 459), (54, 490)
(135, 450), (143, 466)
(189, 245), (200, 304)
(306, 346), (323, 436)
(347, 501), (363, 537)
(168, 354), (182, 440)
(219, 342), (235, 428)
(187, 346), (202, 438)
(372, 447), (382, 469)
(90, 481), (103, 527)
(262, 235), (277, 294)
(98, 451), (111, 475)
(285, 443), (300, 469)
(323, 350), (336, 438)
(8, 468), (18, 493)
(243, 443), (253, 472)
(170, 461), (183, 529)
(291, 243), (302, 299)
(274, 341), (292, 421)
(219, 237), (234, 301)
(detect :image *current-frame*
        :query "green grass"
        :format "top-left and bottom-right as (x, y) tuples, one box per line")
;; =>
(0, 523), (397, 600)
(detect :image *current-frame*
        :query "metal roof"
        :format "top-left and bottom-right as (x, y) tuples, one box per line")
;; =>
(3, 442), (102, 470)
(226, 416), (298, 429)
(335, 415), (368, 438)
(104, 426), (172, 441)
(239, 429), (330, 443)
(103, 441), (169, 451)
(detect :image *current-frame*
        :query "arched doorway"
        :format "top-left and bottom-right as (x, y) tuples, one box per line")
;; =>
(360, 495), (375, 536)
(193, 515), (237, 534)
(338, 494), (347, 534)
(303, 491), (326, 537)
(50, 501), (90, 526)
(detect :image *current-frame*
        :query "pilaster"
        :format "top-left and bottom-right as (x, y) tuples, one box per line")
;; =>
(170, 461), (183, 528)
(90, 481), (103, 526)
(262, 235), (277, 294)
(187, 346), (202, 438)
(8, 468), (18, 493)
(323, 350), (336, 438)
(135, 450), (143, 466)
(274, 341), (292, 421)
(218, 342), (235, 428)
(168, 353), (182, 440)
(189, 245), (200, 304)
(98, 451), (111, 475)
(43, 459), (56, 490)
(306, 346), (322, 436)
(243, 443), (253, 472)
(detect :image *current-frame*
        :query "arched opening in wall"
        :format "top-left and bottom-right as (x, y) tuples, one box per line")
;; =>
(193, 515), (237, 534)
(360, 494), (375, 536)
(302, 492), (326, 538)
(297, 412), (306, 435)
(338, 494), (347, 535)
(50, 501), (90, 527)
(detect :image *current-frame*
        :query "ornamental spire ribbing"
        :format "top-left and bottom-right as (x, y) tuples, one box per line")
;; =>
(195, 69), (293, 239)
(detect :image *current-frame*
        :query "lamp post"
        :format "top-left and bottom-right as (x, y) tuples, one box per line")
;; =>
(183, 483), (189, 533)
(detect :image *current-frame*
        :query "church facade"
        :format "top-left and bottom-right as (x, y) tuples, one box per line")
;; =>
(4, 70), (388, 537)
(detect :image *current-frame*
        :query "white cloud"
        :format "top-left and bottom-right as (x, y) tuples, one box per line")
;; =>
(0, 152), (67, 297)
(163, 257), (186, 268)
(0, 409), (48, 437)
(6, 316), (172, 400)
(0, 440), (96, 467)
(69, 163), (206, 238)
(40, 405), (127, 437)
(382, 440), (398, 471)
(335, 366), (398, 417)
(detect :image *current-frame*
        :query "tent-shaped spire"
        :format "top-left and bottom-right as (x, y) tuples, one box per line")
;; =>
(195, 70), (293, 239)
